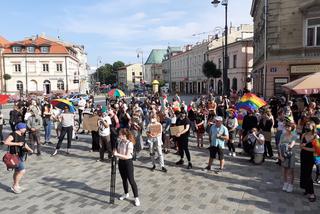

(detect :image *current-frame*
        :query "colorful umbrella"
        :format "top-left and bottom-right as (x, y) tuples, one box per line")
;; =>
(108, 89), (125, 97)
(51, 99), (76, 113)
(236, 93), (267, 112)
(0, 94), (10, 105)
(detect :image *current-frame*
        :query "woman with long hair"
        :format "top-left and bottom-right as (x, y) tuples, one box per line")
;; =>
(42, 103), (53, 144)
(279, 123), (297, 193)
(113, 128), (140, 206)
(300, 121), (317, 202)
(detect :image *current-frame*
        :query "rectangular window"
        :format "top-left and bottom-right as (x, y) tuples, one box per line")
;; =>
(14, 64), (21, 72)
(317, 27), (320, 46)
(56, 64), (63, 72)
(132, 72), (135, 76)
(233, 55), (237, 68)
(307, 28), (315, 46)
(218, 58), (221, 69)
(26, 46), (35, 53)
(12, 46), (21, 53)
(40, 47), (49, 53)
(139, 72), (142, 76)
(42, 64), (49, 72)
(306, 18), (320, 47)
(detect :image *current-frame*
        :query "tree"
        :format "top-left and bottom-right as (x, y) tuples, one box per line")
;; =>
(202, 61), (221, 93)
(112, 61), (125, 72)
(96, 63), (116, 85)
(3, 73), (11, 92)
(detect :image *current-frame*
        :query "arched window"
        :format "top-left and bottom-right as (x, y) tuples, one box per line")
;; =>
(16, 81), (23, 91)
(232, 78), (238, 91)
(57, 79), (64, 90)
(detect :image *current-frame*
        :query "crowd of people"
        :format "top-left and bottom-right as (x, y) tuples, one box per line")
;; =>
(1, 91), (320, 205)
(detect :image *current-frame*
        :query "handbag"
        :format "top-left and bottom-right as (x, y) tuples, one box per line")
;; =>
(3, 152), (20, 170)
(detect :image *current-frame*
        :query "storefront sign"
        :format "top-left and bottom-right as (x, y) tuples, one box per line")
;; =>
(291, 64), (320, 74)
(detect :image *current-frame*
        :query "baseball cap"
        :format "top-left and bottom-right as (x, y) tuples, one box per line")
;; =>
(214, 116), (223, 121)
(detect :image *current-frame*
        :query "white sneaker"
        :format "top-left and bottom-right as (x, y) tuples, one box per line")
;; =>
(228, 152), (232, 156)
(286, 184), (293, 193)
(282, 182), (288, 191)
(135, 197), (140, 206)
(11, 186), (22, 194)
(119, 193), (129, 200)
(232, 152), (236, 157)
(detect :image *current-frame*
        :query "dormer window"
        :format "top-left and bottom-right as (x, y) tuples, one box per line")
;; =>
(40, 46), (49, 53)
(12, 46), (22, 53)
(26, 46), (35, 53)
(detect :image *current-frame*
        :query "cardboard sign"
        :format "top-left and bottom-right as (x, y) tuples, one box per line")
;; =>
(83, 114), (99, 131)
(149, 123), (162, 136)
(170, 125), (185, 136)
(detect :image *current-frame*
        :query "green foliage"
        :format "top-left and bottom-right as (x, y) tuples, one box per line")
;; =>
(112, 61), (125, 71)
(202, 61), (221, 79)
(3, 73), (11, 80)
(159, 80), (166, 87)
(97, 63), (116, 84)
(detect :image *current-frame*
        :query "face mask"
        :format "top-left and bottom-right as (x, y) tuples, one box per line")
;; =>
(305, 127), (312, 132)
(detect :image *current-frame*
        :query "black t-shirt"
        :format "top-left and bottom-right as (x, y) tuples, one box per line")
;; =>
(176, 117), (190, 142)
(9, 132), (26, 158)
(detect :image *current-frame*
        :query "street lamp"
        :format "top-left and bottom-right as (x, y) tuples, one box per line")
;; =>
(211, 0), (229, 96)
(136, 49), (144, 81)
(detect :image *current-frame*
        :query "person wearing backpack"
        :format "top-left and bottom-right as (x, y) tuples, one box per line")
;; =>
(279, 123), (297, 193)
(3, 123), (33, 194)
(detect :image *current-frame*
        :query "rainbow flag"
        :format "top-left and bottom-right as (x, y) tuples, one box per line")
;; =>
(236, 93), (267, 112)
(312, 139), (320, 165)
(226, 108), (238, 118)
(236, 110), (247, 129)
(316, 124), (320, 137)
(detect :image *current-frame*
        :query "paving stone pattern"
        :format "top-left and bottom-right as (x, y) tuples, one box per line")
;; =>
(0, 128), (319, 214)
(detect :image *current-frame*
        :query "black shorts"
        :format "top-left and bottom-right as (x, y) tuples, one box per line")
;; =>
(228, 131), (236, 140)
(209, 146), (224, 160)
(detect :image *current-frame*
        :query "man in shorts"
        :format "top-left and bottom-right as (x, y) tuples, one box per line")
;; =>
(205, 116), (229, 172)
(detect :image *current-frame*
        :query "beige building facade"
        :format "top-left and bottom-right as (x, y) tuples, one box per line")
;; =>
(0, 35), (90, 95)
(251, 0), (320, 98)
(117, 64), (143, 91)
(162, 24), (253, 94)
(207, 39), (254, 94)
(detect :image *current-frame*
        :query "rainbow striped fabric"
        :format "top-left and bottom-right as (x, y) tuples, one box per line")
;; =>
(226, 108), (238, 118)
(312, 138), (320, 165)
(236, 93), (267, 112)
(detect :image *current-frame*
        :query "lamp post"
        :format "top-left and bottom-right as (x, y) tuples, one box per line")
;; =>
(211, 0), (229, 96)
(136, 50), (144, 82)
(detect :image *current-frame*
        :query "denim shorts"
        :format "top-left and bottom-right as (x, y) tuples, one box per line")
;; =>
(15, 158), (26, 171)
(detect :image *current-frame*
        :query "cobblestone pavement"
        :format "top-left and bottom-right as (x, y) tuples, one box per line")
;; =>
(0, 126), (319, 214)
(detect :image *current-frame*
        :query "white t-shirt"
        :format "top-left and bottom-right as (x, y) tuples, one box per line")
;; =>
(98, 115), (112, 136)
(252, 133), (265, 154)
(78, 99), (86, 111)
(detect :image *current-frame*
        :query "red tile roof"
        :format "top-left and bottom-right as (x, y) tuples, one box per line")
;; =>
(0, 36), (10, 46)
(3, 36), (71, 54)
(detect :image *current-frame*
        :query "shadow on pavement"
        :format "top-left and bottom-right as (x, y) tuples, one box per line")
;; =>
(39, 176), (119, 204)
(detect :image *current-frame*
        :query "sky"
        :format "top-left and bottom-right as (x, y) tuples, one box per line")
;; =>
(0, 0), (253, 67)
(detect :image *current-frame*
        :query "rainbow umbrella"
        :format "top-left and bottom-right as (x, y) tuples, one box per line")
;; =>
(236, 93), (267, 112)
(108, 89), (125, 97)
(0, 94), (10, 105)
(51, 99), (76, 113)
